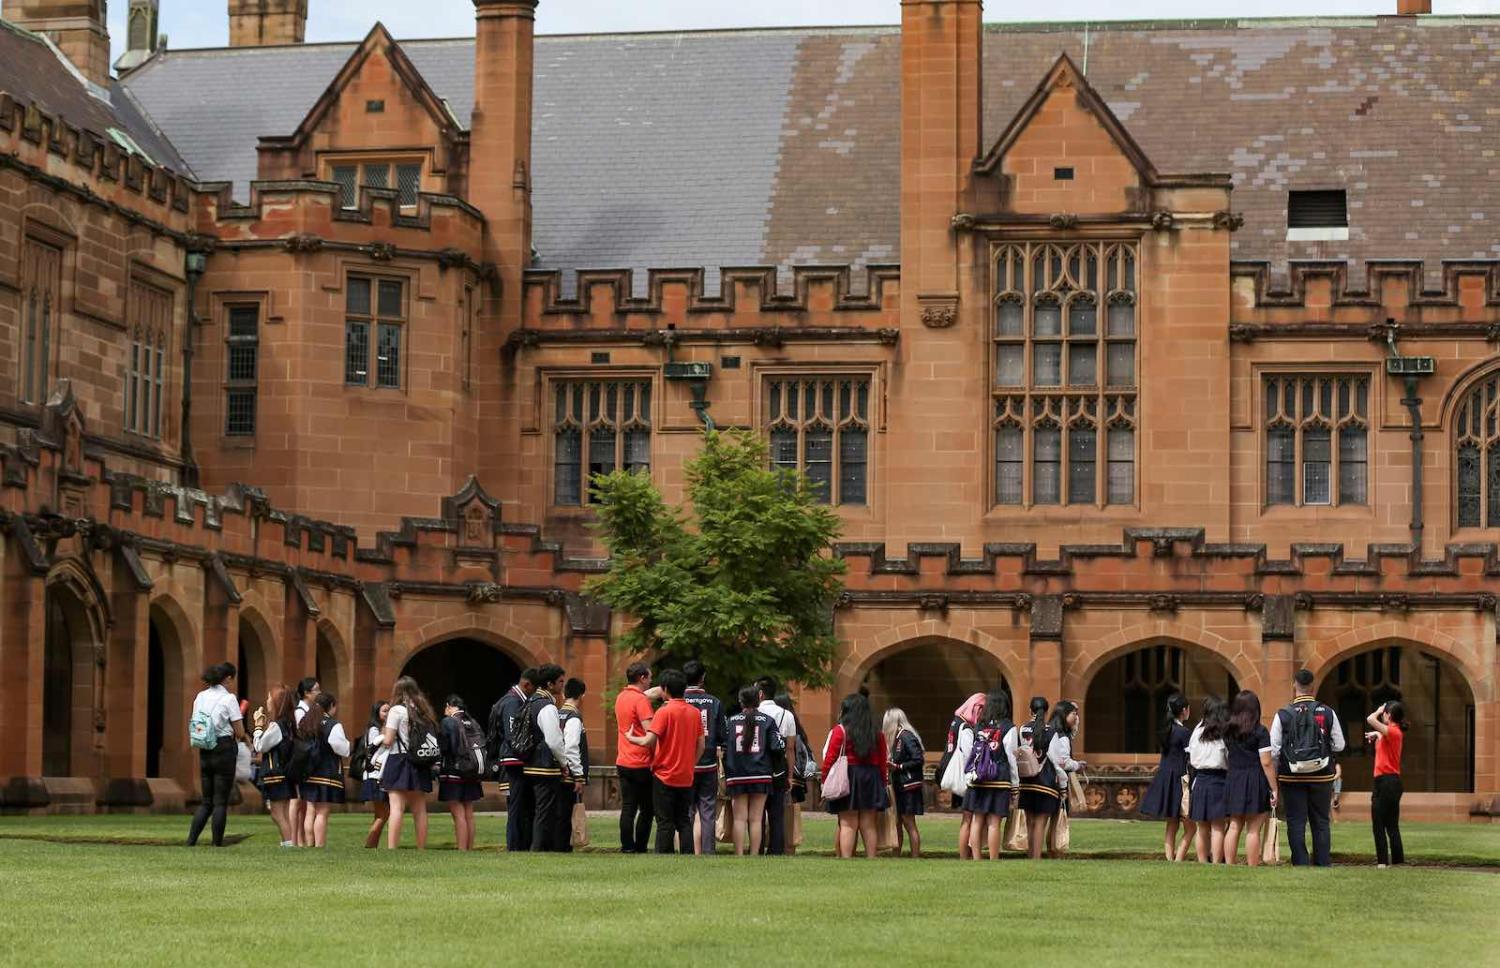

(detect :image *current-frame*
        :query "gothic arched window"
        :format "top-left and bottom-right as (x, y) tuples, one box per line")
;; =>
(1455, 371), (1500, 529)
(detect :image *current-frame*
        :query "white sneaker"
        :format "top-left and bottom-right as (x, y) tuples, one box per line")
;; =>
(1377, 863), (1387, 869)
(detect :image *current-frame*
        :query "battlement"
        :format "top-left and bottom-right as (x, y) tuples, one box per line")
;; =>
(1231, 259), (1500, 315)
(196, 178), (486, 243)
(0, 92), (192, 219)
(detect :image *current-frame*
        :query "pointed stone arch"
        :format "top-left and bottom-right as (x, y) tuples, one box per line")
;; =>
(41, 558), (109, 778)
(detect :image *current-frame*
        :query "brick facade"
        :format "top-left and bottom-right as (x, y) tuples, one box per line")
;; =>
(1, 2), (1497, 821)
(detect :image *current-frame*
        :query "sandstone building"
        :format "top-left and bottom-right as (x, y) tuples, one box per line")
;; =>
(1, 0), (1496, 819)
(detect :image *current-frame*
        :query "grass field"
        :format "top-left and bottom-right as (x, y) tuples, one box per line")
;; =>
(1, 812), (1496, 967)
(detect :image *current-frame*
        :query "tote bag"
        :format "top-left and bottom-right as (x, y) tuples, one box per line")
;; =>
(939, 726), (971, 797)
(570, 801), (590, 849)
(1179, 773), (1192, 817)
(715, 797), (731, 843)
(1048, 807), (1071, 853)
(1261, 815), (1280, 865)
(876, 800), (899, 853)
(1004, 807), (1028, 852)
(234, 742), (252, 783)
(821, 734), (850, 801)
(1067, 772), (1087, 813)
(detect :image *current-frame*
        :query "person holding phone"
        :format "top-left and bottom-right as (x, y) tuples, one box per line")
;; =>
(1365, 700), (1409, 868)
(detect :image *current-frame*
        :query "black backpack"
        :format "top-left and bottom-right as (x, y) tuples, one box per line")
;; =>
(404, 713), (442, 767)
(448, 713), (488, 780)
(1284, 701), (1333, 774)
(508, 696), (543, 760)
(283, 722), (313, 786)
(347, 732), (371, 779)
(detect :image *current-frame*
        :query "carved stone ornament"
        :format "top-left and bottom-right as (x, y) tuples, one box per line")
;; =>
(282, 234), (323, 253)
(918, 294), (960, 330)
(1048, 213), (1079, 230)
(1150, 211), (1175, 231)
(918, 593), (950, 614)
(1148, 593), (1180, 614)
(369, 242), (397, 262)
(1151, 536), (1175, 558)
(1211, 210), (1245, 232)
(876, 328), (901, 346)
(386, 582), (403, 600)
(461, 501), (491, 546)
(1242, 593), (1266, 612)
(950, 212), (976, 232)
(466, 582), (503, 604)
(1060, 591), (1084, 610)
(1293, 592), (1315, 611)
(1228, 324), (1256, 343)
(1486, 322), (1500, 344)
(1477, 593), (1498, 613)
(1377, 593), (1410, 614)
(1011, 593), (1034, 612)
(835, 591), (855, 610)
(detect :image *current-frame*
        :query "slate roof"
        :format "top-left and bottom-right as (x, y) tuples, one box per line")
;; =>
(101, 17), (1500, 291)
(0, 19), (188, 173)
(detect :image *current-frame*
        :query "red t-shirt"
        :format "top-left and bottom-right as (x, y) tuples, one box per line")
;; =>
(649, 698), (705, 788)
(1374, 722), (1403, 777)
(615, 686), (655, 770)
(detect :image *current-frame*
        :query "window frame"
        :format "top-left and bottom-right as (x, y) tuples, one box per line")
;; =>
(124, 278), (173, 440)
(1454, 370), (1500, 531)
(18, 235), (64, 407)
(547, 375), (655, 508)
(223, 301), (261, 438)
(322, 154), (428, 210)
(762, 373), (875, 507)
(989, 240), (1139, 510)
(343, 273), (408, 390)
(1261, 373), (1371, 510)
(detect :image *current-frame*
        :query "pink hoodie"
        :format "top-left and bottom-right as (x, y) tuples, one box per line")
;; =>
(953, 693), (986, 727)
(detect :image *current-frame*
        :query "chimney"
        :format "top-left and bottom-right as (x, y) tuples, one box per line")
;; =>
(1396, 0), (1430, 13)
(469, 0), (536, 331)
(227, 0), (307, 47)
(114, 0), (160, 73)
(2, 0), (112, 87)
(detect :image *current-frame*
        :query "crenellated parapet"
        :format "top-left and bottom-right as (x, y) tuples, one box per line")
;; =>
(516, 263), (901, 339)
(1230, 259), (1500, 332)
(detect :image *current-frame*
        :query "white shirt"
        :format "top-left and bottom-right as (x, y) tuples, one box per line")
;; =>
(1187, 721), (1229, 770)
(253, 721), (283, 754)
(1001, 725), (1022, 786)
(385, 704), (411, 747)
(294, 700), (310, 725)
(1048, 732), (1081, 788)
(561, 704), (585, 779)
(364, 726), (386, 779)
(759, 701), (797, 749)
(325, 722), (351, 758)
(191, 685), (241, 741)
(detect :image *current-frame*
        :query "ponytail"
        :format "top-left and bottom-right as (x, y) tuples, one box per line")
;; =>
(1159, 693), (1188, 753)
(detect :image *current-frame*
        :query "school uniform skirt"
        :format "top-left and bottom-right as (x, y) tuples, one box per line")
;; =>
(824, 763), (889, 814)
(260, 775), (296, 802)
(1224, 766), (1272, 816)
(359, 778), (389, 803)
(300, 778), (347, 804)
(1188, 769), (1229, 822)
(1139, 762), (1188, 820)
(964, 784), (1009, 817)
(380, 753), (433, 794)
(725, 779), (773, 797)
(1018, 783), (1061, 816)
(438, 776), (484, 802)
(893, 783), (926, 816)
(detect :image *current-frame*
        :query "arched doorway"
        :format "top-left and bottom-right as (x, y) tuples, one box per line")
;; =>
(236, 615), (270, 708)
(859, 637), (1011, 749)
(146, 604), (189, 780)
(41, 581), (102, 777)
(1317, 644), (1475, 793)
(400, 638), (522, 727)
(315, 625), (345, 703)
(1084, 642), (1239, 753)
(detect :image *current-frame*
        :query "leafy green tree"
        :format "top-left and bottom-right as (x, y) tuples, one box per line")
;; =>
(585, 429), (845, 701)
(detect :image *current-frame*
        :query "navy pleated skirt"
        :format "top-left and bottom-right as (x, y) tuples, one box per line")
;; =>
(359, 778), (388, 803)
(965, 785), (1011, 817)
(300, 779), (346, 804)
(893, 784), (926, 816)
(438, 777), (484, 802)
(824, 763), (889, 813)
(1139, 763), (1188, 820)
(1224, 767), (1272, 816)
(1189, 770), (1229, 822)
(381, 753), (432, 793)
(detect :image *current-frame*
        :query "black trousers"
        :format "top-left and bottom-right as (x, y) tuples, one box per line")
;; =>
(1283, 782), (1334, 867)
(617, 766), (654, 853)
(553, 784), (580, 853)
(504, 765), (533, 852)
(653, 778), (694, 854)
(188, 739), (237, 847)
(530, 774), (563, 852)
(1372, 774), (1405, 865)
(763, 786), (788, 855)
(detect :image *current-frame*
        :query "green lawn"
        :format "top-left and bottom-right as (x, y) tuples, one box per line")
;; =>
(0, 813), (1496, 966)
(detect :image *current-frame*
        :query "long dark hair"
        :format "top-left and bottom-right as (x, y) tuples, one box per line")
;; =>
(1198, 694), (1229, 743)
(838, 692), (878, 757)
(390, 676), (436, 725)
(738, 686), (760, 754)
(1159, 693), (1190, 753)
(366, 700), (388, 731)
(981, 687), (1012, 730)
(1048, 699), (1079, 737)
(1383, 700), (1410, 733)
(298, 691), (336, 740)
(1226, 690), (1262, 744)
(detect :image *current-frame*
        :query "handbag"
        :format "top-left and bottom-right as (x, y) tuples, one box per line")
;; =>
(940, 726), (970, 797)
(876, 798), (899, 853)
(1261, 814), (1280, 865)
(1179, 773), (1192, 817)
(570, 801), (590, 849)
(1048, 807), (1071, 853)
(821, 735), (850, 801)
(1004, 806), (1028, 852)
(1067, 772), (1087, 813)
(234, 742), (252, 783)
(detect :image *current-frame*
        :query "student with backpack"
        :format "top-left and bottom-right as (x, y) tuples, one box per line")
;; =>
(1015, 696), (1057, 860)
(1223, 690), (1277, 866)
(1269, 669), (1346, 867)
(756, 676), (798, 856)
(1365, 699), (1409, 868)
(439, 695), (486, 852)
(489, 668), (536, 852)
(292, 677), (321, 847)
(380, 676), (440, 850)
(882, 707), (925, 858)
(1139, 694), (1196, 861)
(821, 691), (889, 860)
(938, 693), (986, 859)
(358, 701), (391, 848)
(186, 662), (250, 848)
(297, 692), (350, 848)
(1187, 694), (1230, 863)
(776, 693), (815, 838)
(963, 689), (1018, 862)
(252, 685), (299, 847)
(558, 678), (590, 852)
(683, 661), (727, 856)
(724, 686), (784, 856)
(522, 664), (570, 851)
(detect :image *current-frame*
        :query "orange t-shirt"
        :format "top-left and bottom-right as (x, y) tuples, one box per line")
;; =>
(615, 686), (655, 769)
(649, 698), (705, 788)
(1374, 722), (1403, 777)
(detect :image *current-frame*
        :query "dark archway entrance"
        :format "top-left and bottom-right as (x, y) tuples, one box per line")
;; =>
(861, 637), (1011, 750)
(401, 638), (521, 726)
(42, 583), (99, 777)
(145, 605), (189, 781)
(1318, 645), (1475, 793)
(147, 621), (164, 778)
(315, 627), (344, 703)
(1085, 643), (1239, 754)
(236, 616), (269, 708)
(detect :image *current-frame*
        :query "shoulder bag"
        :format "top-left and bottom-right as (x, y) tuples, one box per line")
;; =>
(821, 732), (850, 801)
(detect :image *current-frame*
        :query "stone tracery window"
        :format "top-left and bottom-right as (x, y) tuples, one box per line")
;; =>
(552, 380), (652, 506)
(19, 238), (62, 405)
(125, 280), (171, 439)
(765, 375), (870, 506)
(991, 241), (1137, 507)
(1263, 375), (1369, 507)
(1455, 371), (1500, 528)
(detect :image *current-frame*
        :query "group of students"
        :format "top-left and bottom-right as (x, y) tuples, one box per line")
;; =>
(1137, 668), (1409, 868)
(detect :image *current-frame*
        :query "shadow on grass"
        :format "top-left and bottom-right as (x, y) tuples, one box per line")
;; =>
(0, 832), (254, 847)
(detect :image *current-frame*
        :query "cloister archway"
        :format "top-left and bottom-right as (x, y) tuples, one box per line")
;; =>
(41, 570), (105, 778)
(314, 622), (348, 704)
(145, 599), (192, 781)
(235, 611), (273, 708)
(855, 635), (1014, 750)
(1314, 642), (1476, 793)
(400, 637), (523, 726)
(1083, 641), (1240, 753)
